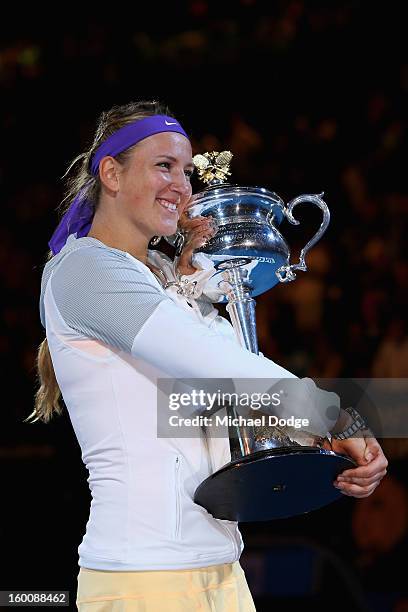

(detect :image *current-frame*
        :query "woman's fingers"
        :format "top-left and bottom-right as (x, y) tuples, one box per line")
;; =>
(184, 230), (214, 252)
(180, 215), (216, 234)
(334, 480), (381, 498)
(180, 216), (207, 231)
(337, 468), (388, 487)
(176, 214), (218, 276)
(183, 218), (217, 247)
(338, 448), (388, 480)
(325, 434), (388, 499)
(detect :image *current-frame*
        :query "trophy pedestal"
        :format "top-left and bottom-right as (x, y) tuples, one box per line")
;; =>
(194, 447), (354, 521)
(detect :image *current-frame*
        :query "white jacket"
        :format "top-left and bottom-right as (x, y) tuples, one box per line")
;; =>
(40, 235), (301, 571)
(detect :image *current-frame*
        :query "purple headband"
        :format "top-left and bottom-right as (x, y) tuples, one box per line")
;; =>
(48, 115), (189, 255)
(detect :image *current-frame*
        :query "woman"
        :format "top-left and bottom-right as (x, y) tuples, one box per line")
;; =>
(32, 100), (387, 611)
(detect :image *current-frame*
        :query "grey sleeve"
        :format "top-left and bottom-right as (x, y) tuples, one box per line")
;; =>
(48, 247), (169, 353)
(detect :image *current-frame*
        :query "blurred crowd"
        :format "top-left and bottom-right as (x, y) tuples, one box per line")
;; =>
(1, 2), (407, 610)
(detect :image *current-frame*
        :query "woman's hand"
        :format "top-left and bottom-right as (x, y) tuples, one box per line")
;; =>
(176, 197), (218, 276)
(324, 435), (388, 498)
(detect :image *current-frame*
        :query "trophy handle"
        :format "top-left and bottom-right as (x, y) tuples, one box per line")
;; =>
(276, 192), (330, 283)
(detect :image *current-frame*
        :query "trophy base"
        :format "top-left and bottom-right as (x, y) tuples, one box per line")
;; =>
(194, 446), (355, 521)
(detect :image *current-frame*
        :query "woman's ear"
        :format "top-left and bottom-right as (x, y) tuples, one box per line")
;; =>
(99, 156), (120, 194)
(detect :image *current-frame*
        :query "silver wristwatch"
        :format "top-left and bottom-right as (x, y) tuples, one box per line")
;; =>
(332, 406), (367, 440)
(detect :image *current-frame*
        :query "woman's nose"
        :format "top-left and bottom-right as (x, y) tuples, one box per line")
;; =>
(170, 170), (191, 195)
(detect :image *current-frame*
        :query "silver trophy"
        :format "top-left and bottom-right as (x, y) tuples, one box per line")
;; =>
(173, 151), (354, 521)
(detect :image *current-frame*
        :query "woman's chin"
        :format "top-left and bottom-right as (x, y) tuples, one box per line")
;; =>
(157, 220), (178, 237)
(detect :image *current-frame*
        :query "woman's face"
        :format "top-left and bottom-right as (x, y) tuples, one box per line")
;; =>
(115, 132), (194, 239)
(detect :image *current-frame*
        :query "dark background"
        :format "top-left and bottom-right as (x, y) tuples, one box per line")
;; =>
(1, 2), (407, 611)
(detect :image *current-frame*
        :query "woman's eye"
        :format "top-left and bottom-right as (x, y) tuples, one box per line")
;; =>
(157, 162), (193, 178)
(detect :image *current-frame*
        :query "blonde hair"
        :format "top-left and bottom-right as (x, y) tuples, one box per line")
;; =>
(28, 100), (173, 423)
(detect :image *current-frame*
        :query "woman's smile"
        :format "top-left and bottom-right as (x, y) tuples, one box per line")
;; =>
(156, 198), (179, 214)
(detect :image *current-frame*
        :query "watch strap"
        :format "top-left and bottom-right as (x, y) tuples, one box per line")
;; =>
(332, 406), (367, 440)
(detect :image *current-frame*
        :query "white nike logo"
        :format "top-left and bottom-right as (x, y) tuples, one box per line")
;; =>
(165, 121), (178, 125)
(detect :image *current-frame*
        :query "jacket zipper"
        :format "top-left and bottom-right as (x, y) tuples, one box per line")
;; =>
(174, 456), (181, 539)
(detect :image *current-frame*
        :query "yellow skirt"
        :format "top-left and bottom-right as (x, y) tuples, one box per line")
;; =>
(76, 561), (256, 612)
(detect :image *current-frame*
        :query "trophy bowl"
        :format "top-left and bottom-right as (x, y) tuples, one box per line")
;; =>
(186, 184), (288, 302)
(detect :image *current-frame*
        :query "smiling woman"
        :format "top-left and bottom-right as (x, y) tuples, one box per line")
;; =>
(30, 99), (261, 612)
(48, 103), (193, 257)
(29, 99), (387, 612)
(87, 131), (194, 257)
